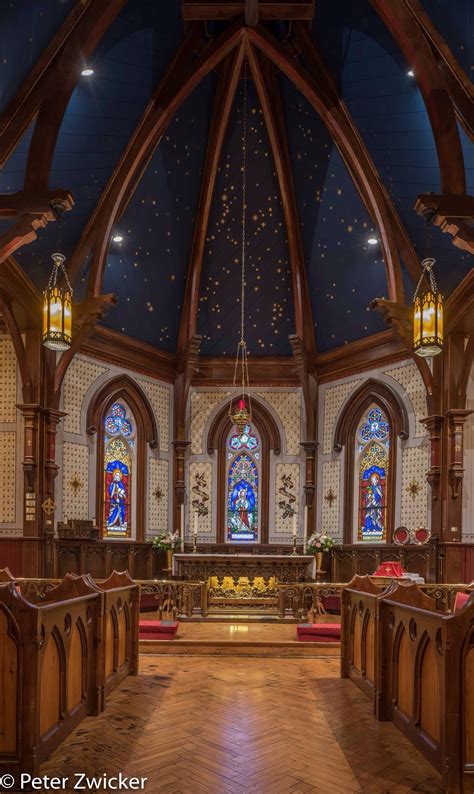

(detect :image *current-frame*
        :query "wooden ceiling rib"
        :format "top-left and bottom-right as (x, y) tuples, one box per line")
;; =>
(182, 1), (315, 21)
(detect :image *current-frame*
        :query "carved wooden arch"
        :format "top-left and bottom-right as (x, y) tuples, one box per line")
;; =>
(207, 397), (282, 545)
(333, 378), (410, 544)
(86, 375), (158, 541)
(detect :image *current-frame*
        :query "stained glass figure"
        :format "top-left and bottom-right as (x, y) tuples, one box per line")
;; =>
(103, 404), (134, 538)
(227, 453), (258, 542)
(358, 444), (387, 541)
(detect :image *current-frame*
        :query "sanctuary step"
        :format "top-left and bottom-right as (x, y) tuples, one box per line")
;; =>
(139, 620), (340, 657)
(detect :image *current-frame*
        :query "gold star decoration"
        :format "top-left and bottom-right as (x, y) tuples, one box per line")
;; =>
(406, 480), (420, 500)
(41, 498), (56, 516)
(69, 475), (83, 496)
(153, 487), (163, 502)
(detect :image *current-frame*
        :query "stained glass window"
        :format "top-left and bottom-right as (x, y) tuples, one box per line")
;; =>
(357, 406), (390, 542)
(226, 422), (260, 543)
(104, 403), (134, 538)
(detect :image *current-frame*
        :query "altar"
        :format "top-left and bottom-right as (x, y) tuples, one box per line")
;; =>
(172, 553), (316, 584)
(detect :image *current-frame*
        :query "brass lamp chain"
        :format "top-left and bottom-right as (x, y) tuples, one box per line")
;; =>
(413, 221), (438, 301)
(230, 60), (252, 423)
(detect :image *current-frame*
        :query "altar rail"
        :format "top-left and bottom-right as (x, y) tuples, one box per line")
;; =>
(5, 571), (471, 622)
(0, 570), (139, 776)
(342, 576), (474, 793)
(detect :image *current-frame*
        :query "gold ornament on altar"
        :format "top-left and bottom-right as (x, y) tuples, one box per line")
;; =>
(413, 256), (443, 358)
(229, 58), (252, 438)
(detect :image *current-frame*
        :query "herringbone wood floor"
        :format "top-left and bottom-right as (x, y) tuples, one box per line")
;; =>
(41, 657), (442, 793)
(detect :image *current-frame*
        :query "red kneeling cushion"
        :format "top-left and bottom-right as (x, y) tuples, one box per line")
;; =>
(296, 623), (341, 642)
(453, 592), (470, 612)
(139, 620), (178, 640)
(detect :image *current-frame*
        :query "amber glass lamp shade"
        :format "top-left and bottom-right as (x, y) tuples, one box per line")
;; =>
(413, 257), (443, 358)
(42, 253), (73, 351)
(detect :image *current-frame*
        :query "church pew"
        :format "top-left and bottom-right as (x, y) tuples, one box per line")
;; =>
(84, 570), (140, 708)
(379, 583), (474, 793)
(41, 570), (140, 712)
(341, 575), (438, 715)
(0, 576), (102, 776)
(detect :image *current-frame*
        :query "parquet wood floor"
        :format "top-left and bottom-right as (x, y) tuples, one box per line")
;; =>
(41, 657), (442, 793)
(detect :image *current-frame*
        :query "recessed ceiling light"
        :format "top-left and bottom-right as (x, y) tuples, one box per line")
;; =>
(112, 235), (123, 243)
(367, 237), (378, 245)
(407, 69), (415, 77)
(81, 68), (94, 76)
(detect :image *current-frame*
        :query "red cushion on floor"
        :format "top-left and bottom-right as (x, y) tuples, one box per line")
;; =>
(453, 592), (470, 612)
(139, 620), (178, 634)
(296, 623), (341, 641)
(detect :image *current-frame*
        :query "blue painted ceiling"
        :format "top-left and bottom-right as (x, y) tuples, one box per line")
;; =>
(1, 0), (473, 357)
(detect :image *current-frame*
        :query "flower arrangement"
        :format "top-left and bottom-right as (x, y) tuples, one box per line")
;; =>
(307, 532), (335, 554)
(152, 530), (180, 552)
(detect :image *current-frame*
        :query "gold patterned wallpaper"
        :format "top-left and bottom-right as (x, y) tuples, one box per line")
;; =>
(274, 463), (300, 535)
(62, 442), (89, 520)
(148, 458), (169, 531)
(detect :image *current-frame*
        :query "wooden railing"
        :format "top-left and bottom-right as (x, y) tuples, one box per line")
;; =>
(138, 579), (208, 618)
(342, 576), (474, 793)
(0, 570), (139, 776)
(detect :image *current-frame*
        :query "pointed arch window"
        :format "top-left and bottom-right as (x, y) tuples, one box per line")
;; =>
(356, 407), (390, 542)
(226, 425), (260, 542)
(103, 402), (135, 538)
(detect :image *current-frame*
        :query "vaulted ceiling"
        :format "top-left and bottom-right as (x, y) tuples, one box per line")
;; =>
(0, 0), (473, 358)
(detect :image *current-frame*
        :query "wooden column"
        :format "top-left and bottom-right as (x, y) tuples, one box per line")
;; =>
(446, 409), (472, 541)
(173, 440), (191, 533)
(300, 441), (318, 536)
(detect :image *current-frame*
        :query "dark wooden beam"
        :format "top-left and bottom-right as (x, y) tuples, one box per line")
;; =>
(0, 256), (41, 331)
(370, 0), (466, 195)
(193, 354), (299, 384)
(404, 0), (474, 139)
(24, 0), (128, 193)
(247, 24), (407, 301)
(177, 43), (245, 356)
(314, 329), (407, 384)
(182, 2), (314, 21)
(80, 325), (177, 382)
(247, 45), (316, 354)
(414, 194), (474, 255)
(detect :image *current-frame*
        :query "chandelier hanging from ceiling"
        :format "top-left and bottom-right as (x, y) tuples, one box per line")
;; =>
(42, 200), (73, 351)
(229, 60), (252, 436)
(413, 219), (443, 358)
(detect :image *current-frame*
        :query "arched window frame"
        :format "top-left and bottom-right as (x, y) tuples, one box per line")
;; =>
(354, 405), (391, 542)
(207, 398), (281, 545)
(86, 376), (158, 541)
(103, 401), (136, 539)
(333, 379), (409, 544)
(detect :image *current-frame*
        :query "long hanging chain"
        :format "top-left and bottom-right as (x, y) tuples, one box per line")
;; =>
(240, 58), (247, 349)
(413, 219), (438, 300)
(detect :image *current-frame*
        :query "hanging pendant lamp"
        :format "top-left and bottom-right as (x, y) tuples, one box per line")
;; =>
(413, 220), (443, 358)
(42, 201), (73, 351)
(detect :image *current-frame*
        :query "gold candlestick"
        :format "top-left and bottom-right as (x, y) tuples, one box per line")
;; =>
(292, 536), (297, 556)
(192, 533), (197, 554)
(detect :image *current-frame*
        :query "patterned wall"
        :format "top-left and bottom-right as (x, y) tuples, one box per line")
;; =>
(189, 462), (212, 537)
(463, 365), (474, 539)
(257, 392), (301, 455)
(274, 463), (300, 534)
(385, 362), (427, 437)
(190, 391), (230, 454)
(320, 460), (341, 537)
(399, 445), (430, 530)
(137, 378), (170, 452)
(0, 338), (18, 528)
(0, 338), (17, 423)
(0, 432), (16, 523)
(148, 458), (169, 532)
(322, 379), (362, 454)
(62, 441), (89, 520)
(63, 357), (107, 434)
